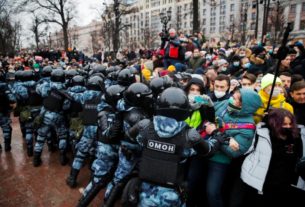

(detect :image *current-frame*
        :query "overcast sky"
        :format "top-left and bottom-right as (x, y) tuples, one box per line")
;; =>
(18, 0), (103, 47)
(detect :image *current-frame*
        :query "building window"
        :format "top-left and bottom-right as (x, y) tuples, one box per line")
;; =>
(230, 14), (234, 22)
(250, 23), (255, 30)
(203, 9), (206, 15)
(300, 20), (305, 30)
(230, 4), (235, 12)
(302, 3), (305, 12)
(290, 4), (296, 13)
(251, 12), (256, 20)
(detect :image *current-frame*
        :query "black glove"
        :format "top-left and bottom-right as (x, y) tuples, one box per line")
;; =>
(210, 129), (230, 145)
(121, 177), (141, 207)
(121, 145), (133, 160)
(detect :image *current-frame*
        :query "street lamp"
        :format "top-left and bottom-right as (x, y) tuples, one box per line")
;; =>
(159, 9), (172, 33)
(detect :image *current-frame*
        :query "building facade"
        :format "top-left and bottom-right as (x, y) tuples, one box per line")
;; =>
(49, 20), (103, 56)
(49, 0), (305, 54)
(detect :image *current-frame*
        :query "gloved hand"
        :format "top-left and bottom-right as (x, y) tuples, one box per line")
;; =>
(189, 94), (214, 107)
(209, 129), (230, 145)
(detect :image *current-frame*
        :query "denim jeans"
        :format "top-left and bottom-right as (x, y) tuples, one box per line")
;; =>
(206, 160), (229, 207)
(186, 156), (208, 207)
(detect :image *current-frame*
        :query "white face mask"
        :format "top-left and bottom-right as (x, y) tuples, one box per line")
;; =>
(233, 62), (240, 67)
(214, 90), (226, 99)
(255, 86), (261, 91)
(267, 87), (281, 98)
(221, 66), (227, 71)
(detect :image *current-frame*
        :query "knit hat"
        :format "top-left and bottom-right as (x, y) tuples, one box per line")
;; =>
(184, 77), (205, 94)
(142, 68), (152, 81)
(168, 65), (176, 72)
(194, 68), (204, 75)
(261, 73), (282, 90)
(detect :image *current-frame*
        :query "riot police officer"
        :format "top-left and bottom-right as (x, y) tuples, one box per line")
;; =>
(76, 84), (126, 207)
(124, 87), (225, 207)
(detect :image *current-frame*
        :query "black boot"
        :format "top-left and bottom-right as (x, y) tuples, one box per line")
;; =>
(27, 146), (33, 157)
(102, 182), (124, 207)
(60, 151), (69, 166)
(33, 152), (42, 167)
(48, 142), (56, 152)
(66, 168), (79, 188)
(77, 182), (106, 207)
(4, 142), (11, 152)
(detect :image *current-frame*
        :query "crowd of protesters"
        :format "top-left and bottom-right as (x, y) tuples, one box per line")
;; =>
(1, 27), (305, 207)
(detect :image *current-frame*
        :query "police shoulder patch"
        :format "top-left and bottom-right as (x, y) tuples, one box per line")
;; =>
(147, 140), (176, 154)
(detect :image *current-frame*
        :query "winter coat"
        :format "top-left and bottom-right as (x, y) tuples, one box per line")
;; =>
(254, 90), (294, 124)
(241, 123), (305, 192)
(209, 89), (262, 164)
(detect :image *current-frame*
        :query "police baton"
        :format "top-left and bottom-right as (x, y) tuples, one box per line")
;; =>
(265, 23), (293, 113)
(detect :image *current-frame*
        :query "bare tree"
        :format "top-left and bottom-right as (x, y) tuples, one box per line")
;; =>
(193, 0), (199, 33)
(140, 27), (159, 49)
(25, 0), (75, 52)
(267, 1), (285, 45)
(0, 0), (22, 54)
(102, 0), (137, 52)
(30, 14), (45, 50)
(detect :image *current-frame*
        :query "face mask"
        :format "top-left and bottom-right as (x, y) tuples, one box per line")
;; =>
(227, 97), (242, 113)
(193, 54), (200, 58)
(233, 62), (240, 67)
(221, 66), (227, 71)
(243, 85), (254, 90)
(239, 53), (246, 58)
(255, 86), (261, 91)
(243, 62), (251, 69)
(267, 87), (281, 98)
(282, 128), (292, 136)
(214, 90), (226, 99)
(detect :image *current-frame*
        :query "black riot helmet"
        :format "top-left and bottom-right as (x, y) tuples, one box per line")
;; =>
(15, 70), (23, 81)
(65, 69), (78, 80)
(117, 69), (136, 86)
(128, 66), (139, 75)
(92, 64), (107, 76)
(22, 70), (36, 81)
(156, 87), (190, 121)
(150, 76), (174, 97)
(123, 82), (152, 107)
(6, 70), (15, 81)
(41, 66), (53, 77)
(71, 75), (85, 87)
(51, 69), (65, 83)
(0, 70), (5, 82)
(106, 66), (119, 75)
(86, 76), (104, 91)
(105, 84), (126, 106)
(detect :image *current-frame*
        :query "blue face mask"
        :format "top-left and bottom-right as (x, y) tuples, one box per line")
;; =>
(227, 97), (241, 113)
(243, 62), (251, 69)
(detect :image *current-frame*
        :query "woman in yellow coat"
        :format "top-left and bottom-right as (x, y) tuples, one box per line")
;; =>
(254, 73), (293, 123)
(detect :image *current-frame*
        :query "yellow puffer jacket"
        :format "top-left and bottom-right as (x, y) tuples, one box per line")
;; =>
(254, 90), (294, 123)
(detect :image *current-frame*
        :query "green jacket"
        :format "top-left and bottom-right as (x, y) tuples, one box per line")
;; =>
(210, 89), (262, 164)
